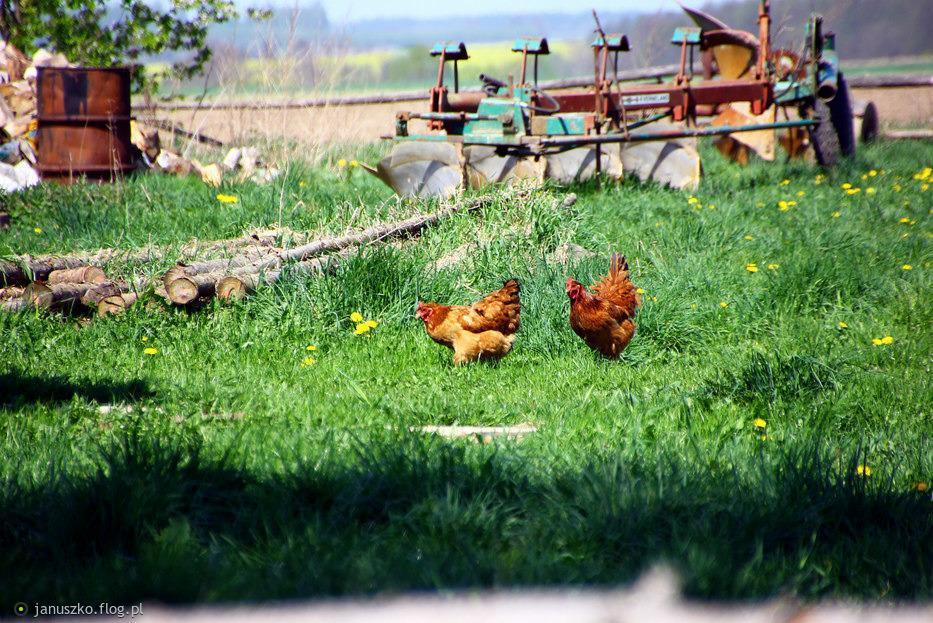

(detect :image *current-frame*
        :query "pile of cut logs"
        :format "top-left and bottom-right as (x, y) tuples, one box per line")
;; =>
(1, 194), (502, 317)
(0, 260), (139, 316)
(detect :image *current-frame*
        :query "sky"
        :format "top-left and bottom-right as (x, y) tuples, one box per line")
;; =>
(247, 0), (677, 22)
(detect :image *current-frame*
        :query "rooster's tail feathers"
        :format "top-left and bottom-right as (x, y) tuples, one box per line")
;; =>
(609, 253), (629, 278)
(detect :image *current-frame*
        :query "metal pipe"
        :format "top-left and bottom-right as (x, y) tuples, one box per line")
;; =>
(538, 118), (817, 146)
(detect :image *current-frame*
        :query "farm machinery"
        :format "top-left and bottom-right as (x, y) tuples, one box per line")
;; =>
(368, 1), (859, 197)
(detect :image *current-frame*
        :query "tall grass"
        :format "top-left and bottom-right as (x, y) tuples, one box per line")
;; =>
(0, 139), (930, 605)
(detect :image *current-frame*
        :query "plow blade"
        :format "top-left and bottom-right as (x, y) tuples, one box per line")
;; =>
(464, 146), (545, 188)
(544, 147), (623, 184)
(711, 103), (776, 163)
(619, 123), (701, 190)
(369, 142), (463, 198)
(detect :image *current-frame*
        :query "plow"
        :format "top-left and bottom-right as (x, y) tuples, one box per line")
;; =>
(367, 0), (864, 197)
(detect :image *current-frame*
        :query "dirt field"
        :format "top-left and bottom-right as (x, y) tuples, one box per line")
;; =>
(157, 86), (932, 150)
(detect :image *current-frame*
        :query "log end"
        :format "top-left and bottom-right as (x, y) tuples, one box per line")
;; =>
(98, 292), (138, 317)
(22, 282), (54, 308)
(216, 276), (249, 301)
(166, 276), (202, 305)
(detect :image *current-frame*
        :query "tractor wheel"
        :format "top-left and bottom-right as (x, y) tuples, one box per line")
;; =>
(829, 72), (856, 156)
(807, 98), (841, 167)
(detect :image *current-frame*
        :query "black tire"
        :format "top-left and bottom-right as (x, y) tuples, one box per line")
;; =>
(829, 72), (856, 156)
(807, 98), (840, 167)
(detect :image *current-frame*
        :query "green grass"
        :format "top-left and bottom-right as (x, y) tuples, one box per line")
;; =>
(0, 140), (931, 606)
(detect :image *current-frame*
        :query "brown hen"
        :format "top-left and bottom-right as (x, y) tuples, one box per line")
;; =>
(566, 253), (641, 359)
(416, 279), (521, 365)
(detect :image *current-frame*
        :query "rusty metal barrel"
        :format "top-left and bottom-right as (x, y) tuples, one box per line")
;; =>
(36, 66), (135, 182)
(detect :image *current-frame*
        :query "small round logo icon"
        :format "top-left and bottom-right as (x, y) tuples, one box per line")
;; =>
(14, 602), (28, 617)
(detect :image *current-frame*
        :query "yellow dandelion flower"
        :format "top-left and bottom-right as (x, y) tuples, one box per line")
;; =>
(922, 183), (929, 191)
(767, 263), (779, 270)
(33, 227), (42, 234)
(831, 211), (841, 218)
(651, 295), (658, 302)
(760, 434), (768, 441)
(364, 319), (379, 329)
(349, 160), (359, 168)
(299, 181), (306, 187)
(337, 158), (347, 168)
(350, 311), (363, 323)
(868, 169), (877, 177)
(918, 167), (931, 180)
(707, 203), (716, 210)
(216, 193), (238, 204)
(753, 418), (767, 429)
(720, 301), (729, 308)
(306, 345), (317, 351)
(860, 174), (868, 181)
(866, 187), (876, 194)
(914, 482), (929, 492)
(636, 288), (645, 295)
(354, 323), (371, 335)
(745, 263), (758, 273)
(837, 321), (848, 330)
(856, 464), (872, 477)
(893, 183), (902, 192)
(902, 264), (913, 271)
(141, 336), (149, 342)
(143, 347), (158, 355)
(687, 196), (699, 205)
(301, 356), (316, 367)
(778, 200), (789, 211)
(841, 183), (852, 189)
(846, 188), (861, 195)
(881, 335), (893, 344)
(796, 190), (805, 197)
(899, 217), (911, 223)
(780, 179), (790, 186)
(788, 200), (797, 206)
(744, 235), (754, 241)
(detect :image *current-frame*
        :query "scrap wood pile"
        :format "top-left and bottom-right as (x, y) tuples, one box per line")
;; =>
(0, 40), (67, 192)
(1, 192), (505, 318)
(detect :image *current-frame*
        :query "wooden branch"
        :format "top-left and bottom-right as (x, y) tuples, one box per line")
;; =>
(883, 129), (933, 140)
(167, 196), (491, 284)
(848, 74), (933, 89)
(412, 425), (538, 440)
(139, 117), (227, 148)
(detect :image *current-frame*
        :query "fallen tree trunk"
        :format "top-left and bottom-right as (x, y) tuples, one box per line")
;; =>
(167, 196), (492, 284)
(1, 230), (283, 286)
(21, 282), (93, 310)
(1, 256), (94, 286)
(216, 254), (342, 301)
(48, 266), (107, 285)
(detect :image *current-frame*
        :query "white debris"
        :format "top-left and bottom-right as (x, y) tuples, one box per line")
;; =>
(0, 160), (39, 192)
